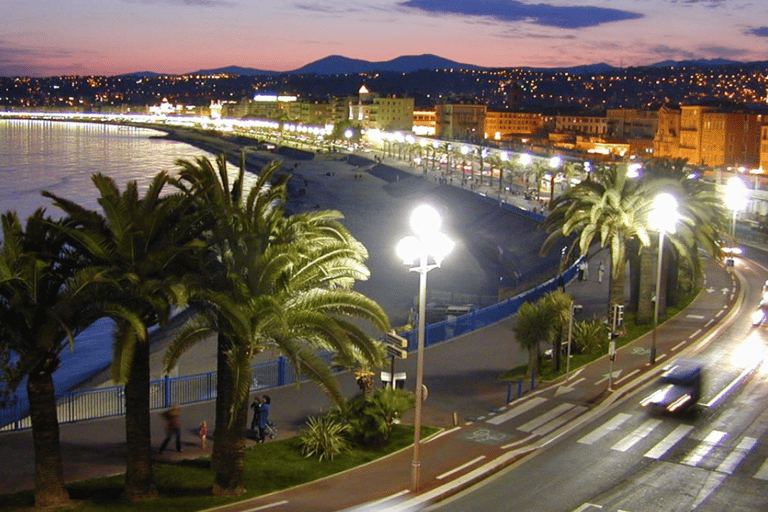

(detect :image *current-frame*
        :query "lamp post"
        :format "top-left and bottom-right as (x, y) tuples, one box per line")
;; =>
(648, 192), (679, 365)
(396, 205), (454, 491)
(566, 301), (582, 374)
(725, 175), (747, 243)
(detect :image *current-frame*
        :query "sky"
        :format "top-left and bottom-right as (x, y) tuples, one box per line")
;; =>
(2, 0), (768, 77)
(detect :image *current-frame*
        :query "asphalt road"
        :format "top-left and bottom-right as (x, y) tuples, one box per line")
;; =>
(429, 253), (768, 512)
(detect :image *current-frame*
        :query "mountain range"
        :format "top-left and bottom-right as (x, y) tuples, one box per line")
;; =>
(124, 54), (757, 78)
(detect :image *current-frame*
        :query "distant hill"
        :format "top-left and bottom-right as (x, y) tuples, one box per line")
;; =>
(183, 54), (483, 77)
(133, 55), (765, 79)
(189, 65), (277, 76)
(649, 58), (742, 68)
(116, 71), (166, 78)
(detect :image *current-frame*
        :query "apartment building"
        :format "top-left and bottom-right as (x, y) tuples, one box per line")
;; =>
(606, 109), (658, 139)
(348, 85), (415, 132)
(555, 115), (610, 137)
(483, 111), (544, 141)
(761, 125), (768, 171)
(413, 110), (436, 136)
(435, 103), (486, 142)
(656, 105), (764, 167)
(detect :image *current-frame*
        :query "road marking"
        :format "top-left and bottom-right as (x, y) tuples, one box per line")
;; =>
(487, 396), (546, 425)
(532, 405), (587, 436)
(717, 436), (757, 474)
(571, 504), (603, 511)
(578, 413), (631, 445)
(672, 340), (687, 351)
(519, 403), (575, 432)
(645, 424), (694, 459)
(612, 418), (662, 452)
(702, 363), (759, 408)
(595, 370), (621, 386)
(686, 314), (705, 320)
(436, 456), (486, 480)
(754, 459), (768, 480)
(424, 425), (461, 444)
(688, 328), (702, 339)
(682, 430), (727, 466)
(691, 473), (727, 510)
(244, 501), (289, 511)
(614, 369), (640, 386)
(705, 318), (715, 328)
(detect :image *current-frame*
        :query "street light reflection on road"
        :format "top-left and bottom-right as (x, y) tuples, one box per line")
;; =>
(396, 204), (454, 491)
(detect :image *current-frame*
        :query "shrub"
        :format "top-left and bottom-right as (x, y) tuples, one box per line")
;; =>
(333, 387), (415, 449)
(573, 319), (610, 355)
(298, 415), (350, 461)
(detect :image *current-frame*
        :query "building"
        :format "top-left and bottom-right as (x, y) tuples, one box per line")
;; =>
(654, 105), (764, 168)
(762, 125), (768, 171)
(483, 111), (544, 141)
(413, 110), (436, 136)
(348, 86), (415, 132)
(435, 103), (486, 142)
(606, 109), (658, 139)
(555, 115), (610, 137)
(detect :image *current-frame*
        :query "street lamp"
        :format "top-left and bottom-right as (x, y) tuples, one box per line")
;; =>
(724, 175), (747, 242)
(648, 192), (679, 365)
(396, 204), (454, 491)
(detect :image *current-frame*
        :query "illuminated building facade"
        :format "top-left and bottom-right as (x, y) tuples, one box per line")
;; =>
(435, 103), (486, 142)
(483, 111), (544, 141)
(761, 125), (768, 171)
(555, 115), (610, 137)
(348, 85), (415, 132)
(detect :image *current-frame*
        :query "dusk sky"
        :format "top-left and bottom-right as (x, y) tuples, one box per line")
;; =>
(2, 0), (768, 77)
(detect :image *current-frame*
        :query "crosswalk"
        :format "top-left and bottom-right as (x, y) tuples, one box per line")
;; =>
(485, 398), (768, 481)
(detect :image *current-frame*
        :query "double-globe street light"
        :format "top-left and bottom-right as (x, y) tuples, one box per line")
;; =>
(648, 192), (680, 365)
(396, 204), (454, 491)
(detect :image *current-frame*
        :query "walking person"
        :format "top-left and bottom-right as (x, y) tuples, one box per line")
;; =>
(583, 260), (589, 281)
(598, 260), (605, 283)
(159, 404), (182, 453)
(249, 396), (262, 431)
(257, 395), (271, 443)
(198, 420), (208, 450)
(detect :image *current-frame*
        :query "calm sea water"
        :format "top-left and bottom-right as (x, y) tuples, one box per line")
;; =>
(0, 119), (222, 396)
(0, 118), (220, 221)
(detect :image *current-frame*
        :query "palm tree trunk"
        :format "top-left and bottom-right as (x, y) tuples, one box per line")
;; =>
(608, 257), (626, 321)
(212, 332), (248, 495)
(124, 338), (156, 500)
(636, 243), (656, 324)
(27, 367), (71, 508)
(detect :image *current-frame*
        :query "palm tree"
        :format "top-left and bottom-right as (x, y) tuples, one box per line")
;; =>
(166, 154), (389, 494)
(511, 300), (554, 379)
(541, 164), (653, 317)
(540, 290), (573, 372)
(42, 172), (204, 500)
(633, 159), (729, 323)
(0, 210), (117, 508)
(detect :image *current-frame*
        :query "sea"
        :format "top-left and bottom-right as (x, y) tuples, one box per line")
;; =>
(0, 118), (223, 398)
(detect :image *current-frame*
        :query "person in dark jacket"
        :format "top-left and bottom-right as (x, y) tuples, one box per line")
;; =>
(250, 396), (261, 431)
(257, 395), (271, 443)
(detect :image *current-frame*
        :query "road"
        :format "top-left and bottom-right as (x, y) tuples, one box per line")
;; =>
(428, 253), (768, 512)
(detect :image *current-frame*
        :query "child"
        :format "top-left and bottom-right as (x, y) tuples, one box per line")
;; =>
(198, 420), (208, 450)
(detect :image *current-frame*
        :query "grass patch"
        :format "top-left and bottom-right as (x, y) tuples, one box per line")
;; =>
(501, 289), (699, 384)
(0, 424), (437, 511)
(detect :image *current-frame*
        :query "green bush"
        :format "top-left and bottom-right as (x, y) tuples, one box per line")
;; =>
(573, 319), (610, 355)
(298, 415), (350, 461)
(333, 387), (415, 449)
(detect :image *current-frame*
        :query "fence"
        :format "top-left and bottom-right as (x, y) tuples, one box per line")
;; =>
(0, 198), (578, 432)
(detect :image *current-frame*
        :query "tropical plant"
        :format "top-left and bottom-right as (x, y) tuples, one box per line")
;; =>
(298, 415), (350, 461)
(164, 154), (389, 494)
(0, 210), (118, 508)
(511, 300), (554, 378)
(42, 172), (204, 500)
(332, 387), (415, 449)
(541, 163), (653, 318)
(540, 290), (573, 372)
(572, 319), (610, 355)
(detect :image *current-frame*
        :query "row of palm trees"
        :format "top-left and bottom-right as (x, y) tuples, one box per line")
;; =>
(541, 158), (730, 324)
(0, 153), (390, 506)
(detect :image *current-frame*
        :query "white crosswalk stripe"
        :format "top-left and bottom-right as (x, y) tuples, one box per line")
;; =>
(644, 424), (694, 460)
(717, 437), (757, 474)
(612, 418), (662, 453)
(682, 430), (727, 467)
(519, 403), (576, 433)
(578, 413), (632, 446)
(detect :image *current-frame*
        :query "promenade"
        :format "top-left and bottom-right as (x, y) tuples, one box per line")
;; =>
(0, 139), (742, 511)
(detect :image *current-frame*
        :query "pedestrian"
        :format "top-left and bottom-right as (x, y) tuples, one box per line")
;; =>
(598, 261), (605, 283)
(257, 395), (271, 443)
(159, 404), (181, 453)
(583, 260), (589, 280)
(577, 261), (584, 281)
(198, 420), (208, 450)
(250, 396), (261, 431)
